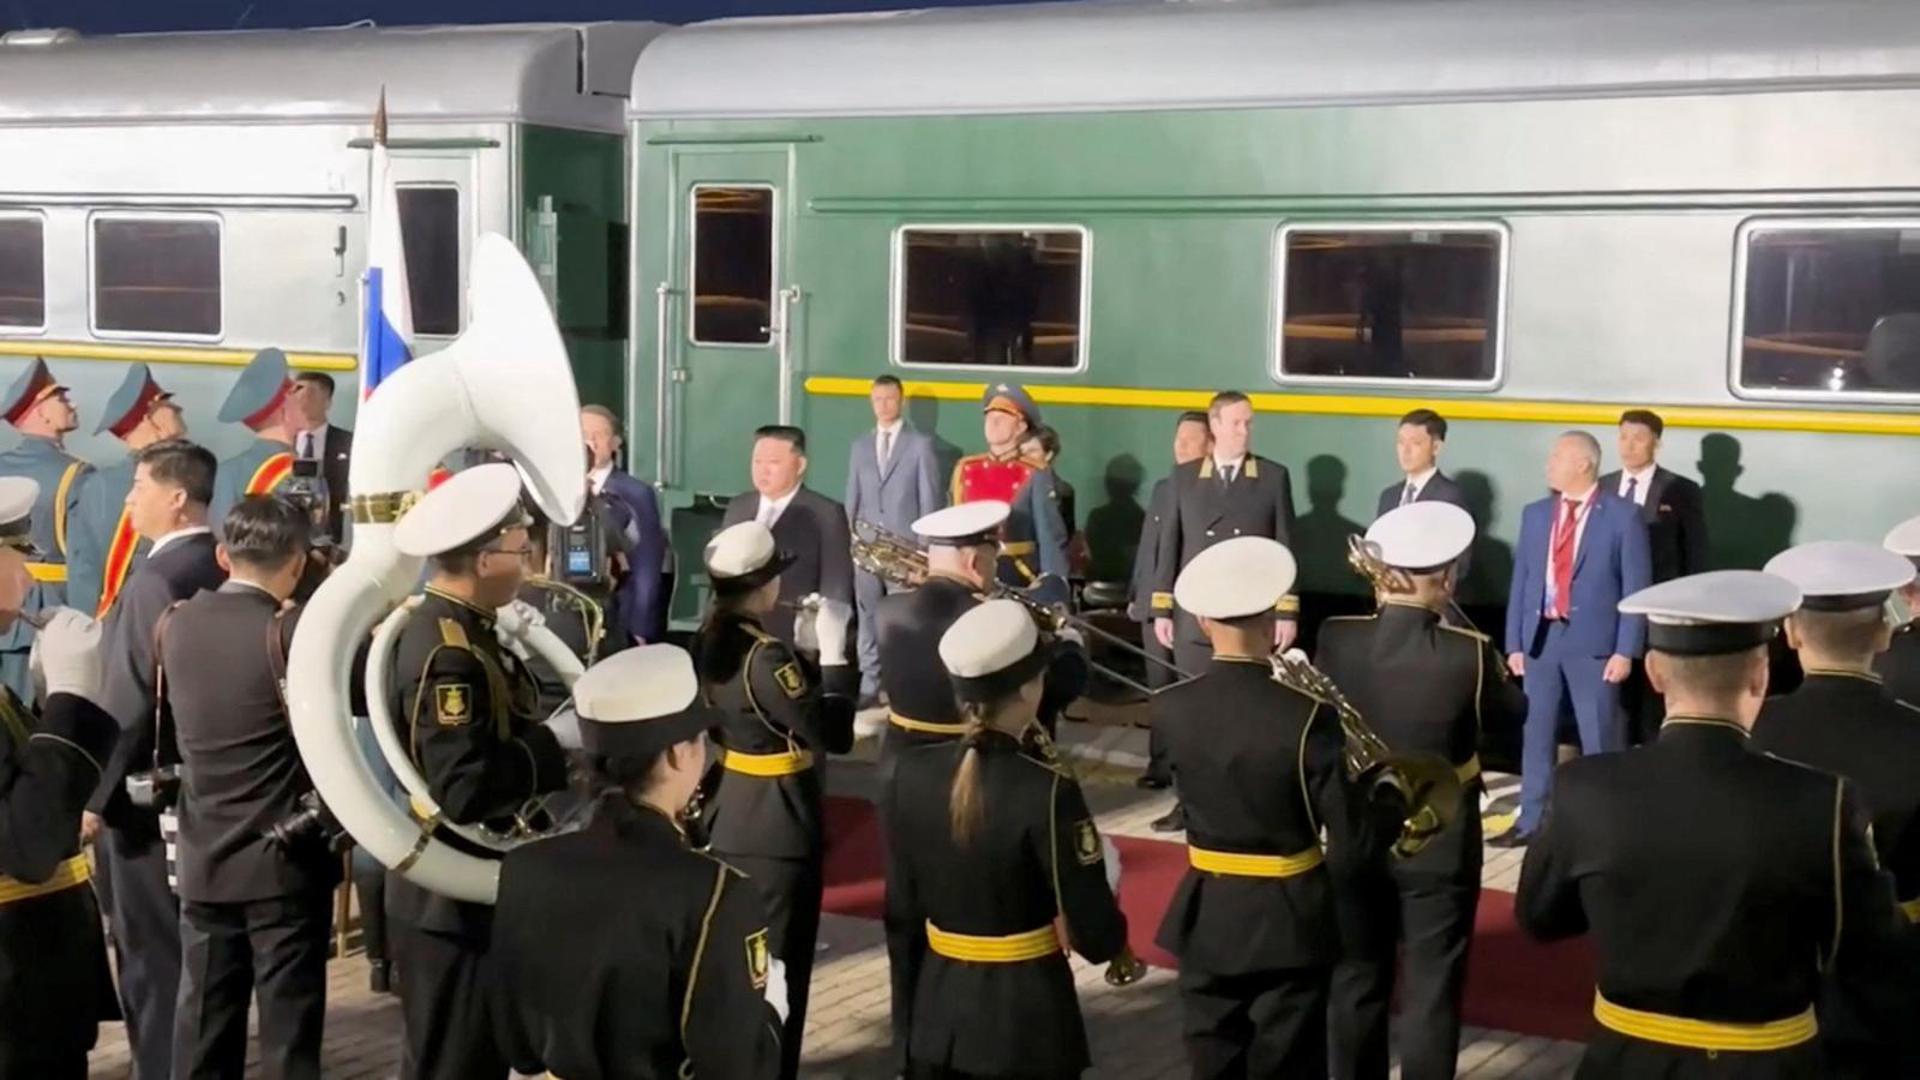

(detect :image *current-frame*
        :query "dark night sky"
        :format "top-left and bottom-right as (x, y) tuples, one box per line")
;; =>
(3, 0), (1052, 33)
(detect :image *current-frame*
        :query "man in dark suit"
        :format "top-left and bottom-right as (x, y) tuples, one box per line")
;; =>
(1373, 408), (1469, 520)
(1131, 409), (1211, 791)
(582, 405), (668, 645)
(844, 374), (941, 705)
(166, 496), (337, 1080)
(289, 371), (353, 548)
(88, 439), (228, 1080)
(721, 426), (855, 683)
(1501, 431), (1651, 846)
(1599, 409), (1708, 746)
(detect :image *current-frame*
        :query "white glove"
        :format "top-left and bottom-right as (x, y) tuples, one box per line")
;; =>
(544, 705), (583, 751)
(792, 598), (819, 655)
(813, 597), (853, 667)
(30, 608), (103, 701)
(1102, 834), (1122, 895)
(763, 956), (790, 1024)
(1282, 648), (1309, 665)
(494, 599), (546, 661)
(1056, 625), (1085, 649)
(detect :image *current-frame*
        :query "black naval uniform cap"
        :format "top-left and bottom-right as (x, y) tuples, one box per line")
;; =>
(573, 644), (718, 759)
(1618, 569), (1802, 656)
(913, 501), (1011, 548)
(1764, 540), (1915, 613)
(939, 598), (1051, 706)
(704, 520), (795, 595)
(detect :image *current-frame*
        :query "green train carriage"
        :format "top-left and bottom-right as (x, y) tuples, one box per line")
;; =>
(626, 0), (1920, 630)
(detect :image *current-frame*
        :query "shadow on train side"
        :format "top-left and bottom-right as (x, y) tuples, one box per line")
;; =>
(1698, 432), (1798, 572)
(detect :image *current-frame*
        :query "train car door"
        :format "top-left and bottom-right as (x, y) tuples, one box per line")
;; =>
(383, 153), (478, 360)
(661, 148), (795, 500)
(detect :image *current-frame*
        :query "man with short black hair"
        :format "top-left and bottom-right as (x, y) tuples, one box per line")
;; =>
(90, 437), (227, 1080)
(289, 370), (353, 547)
(722, 426), (855, 678)
(1376, 409), (1468, 519)
(1132, 410), (1211, 792)
(167, 495), (337, 1080)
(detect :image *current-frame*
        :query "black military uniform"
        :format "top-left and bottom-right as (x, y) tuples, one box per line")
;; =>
(387, 587), (569, 1080)
(886, 730), (1129, 1079)
(695, 610), (854, 1080)
(166, 583), (339, 1080)
(1876, 620), (1920, 703)
(0, 686), (119, 1080)
(1318, 602), (1525, 1080)
(1150, 454), (1298, 675)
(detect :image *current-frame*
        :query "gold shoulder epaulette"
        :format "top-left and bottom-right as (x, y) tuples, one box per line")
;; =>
(437, 617), (471, 651)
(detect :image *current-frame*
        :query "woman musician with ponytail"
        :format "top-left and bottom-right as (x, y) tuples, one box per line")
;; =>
(692, 521), (855, 1080)
(885, 599), (1141, 1080)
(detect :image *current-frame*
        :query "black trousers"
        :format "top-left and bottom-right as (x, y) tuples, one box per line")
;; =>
(350, 849), (389, 966)
(173, 890), (332, 1080)
(726, 852), (823, 1080)
(391, 922), (510, 1080)
(1142, 622), (1175, 784)
(1621, 660), (1665, 747)
(1177, 964), (1331, 1080)
(1329, 809), (1484, 1080)
(101, 823), (182, 1080)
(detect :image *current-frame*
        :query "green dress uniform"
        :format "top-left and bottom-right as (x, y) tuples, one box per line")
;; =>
(66, 362), (175, 620)
(694, 611), (855, 1080)
(492, 797), (784, 1080)
(387, 587), (570, 1080)
(1317, 602), (1526, 1080)
(884, 731), (1129, 1079)
(0, 687), (121, 1080)
(207, 437), (296, 533)
(0, 434), (90, 702)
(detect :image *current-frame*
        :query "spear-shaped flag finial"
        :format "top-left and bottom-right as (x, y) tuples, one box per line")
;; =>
(374, 87), (388, 147)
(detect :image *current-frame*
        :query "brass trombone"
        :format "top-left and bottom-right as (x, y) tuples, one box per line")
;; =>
(850, 519), (1190, 697)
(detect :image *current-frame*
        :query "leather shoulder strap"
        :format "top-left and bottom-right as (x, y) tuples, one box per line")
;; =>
(150, 600), (186, 770)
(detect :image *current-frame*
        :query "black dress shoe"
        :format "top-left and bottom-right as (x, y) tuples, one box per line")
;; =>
(1486, 830), (1532, 850)
(1150, 807), (1186, 833)
(1135, 774), (1170, 791)
(368, 959), (393, 994)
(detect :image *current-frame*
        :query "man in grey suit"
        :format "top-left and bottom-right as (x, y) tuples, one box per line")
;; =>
(844, 374), (941, 706)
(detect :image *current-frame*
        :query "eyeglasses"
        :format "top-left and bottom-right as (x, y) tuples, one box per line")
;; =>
(487, 546), (537, 563)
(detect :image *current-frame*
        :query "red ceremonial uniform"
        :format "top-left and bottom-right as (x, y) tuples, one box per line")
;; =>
(951, 450), (1040, 508)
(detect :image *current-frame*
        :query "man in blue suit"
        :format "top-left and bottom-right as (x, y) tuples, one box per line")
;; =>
(1501, 430), (1651, 846)
(582, 405), (668, 645)
(844, 374), (942, 705)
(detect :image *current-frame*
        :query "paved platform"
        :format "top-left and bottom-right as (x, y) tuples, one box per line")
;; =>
(87, 716), (1579, 1078)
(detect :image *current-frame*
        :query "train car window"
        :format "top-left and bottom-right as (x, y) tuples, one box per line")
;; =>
(1738, 224), (1920, 396)
(91, 216), (222, 338)
(397, 186), (461, 336)
(1276, 226), (1504, 385)
(690, 185), (774, 346)
(0, 216), (45, 330)
(893, 227), (1087, 370)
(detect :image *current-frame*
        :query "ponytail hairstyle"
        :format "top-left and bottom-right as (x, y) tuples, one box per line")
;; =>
(948, 700), (994, 846)
(945, 653), (1050, 848)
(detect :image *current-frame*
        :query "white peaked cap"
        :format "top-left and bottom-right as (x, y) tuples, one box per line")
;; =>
(939, 598), (1040, 679)
(1764, 541), (1915, 610)
(1884, 515), (1920, 559)
(1619, 570), (1801, 655)
(0, 477), (39, 528)
(1174, 536), (1297, 620)
(393, 463), (527, 558)
(705, 520), (782, 580)
(912, 500), (1010, 544)
(573, 644), (716, 757)
(1365, 501), (1475, 570)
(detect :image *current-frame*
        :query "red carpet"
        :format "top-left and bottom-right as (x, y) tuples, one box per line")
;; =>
(821, 795), (1594, 1042)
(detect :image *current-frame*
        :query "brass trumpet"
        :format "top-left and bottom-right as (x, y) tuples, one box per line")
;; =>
(851, 519), (1189, 697)
(1268, 649), (1462, 859)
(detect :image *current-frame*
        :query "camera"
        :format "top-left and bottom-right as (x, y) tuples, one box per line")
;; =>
(266, 790), (352, 855)
(282, 459), (334, 551)
(126, 765), (182, 812)
(550, 507), (612, 589)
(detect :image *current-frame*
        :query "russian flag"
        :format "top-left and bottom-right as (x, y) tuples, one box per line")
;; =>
(361, 94), (414, 400)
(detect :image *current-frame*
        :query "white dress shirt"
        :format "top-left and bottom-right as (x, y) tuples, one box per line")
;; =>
(1212, 453), (1248, 484)
(296, 426), (328, 462)
(756, 487), (800, 530)
(1617, 464), (1656, 507)
(588, 463), (614, 496)
(874, 419), (904, 471)
(1542, 487), (1598, 615)
(1399, 465), (1439, 506)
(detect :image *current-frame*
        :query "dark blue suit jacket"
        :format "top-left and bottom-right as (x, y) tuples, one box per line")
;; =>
(601, 469), (668, 644)
(1504, 490), (1651, 660)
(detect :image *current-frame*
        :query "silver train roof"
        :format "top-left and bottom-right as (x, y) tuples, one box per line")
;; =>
(0, 22), (664, 131)
(629, 0), (1920, 120)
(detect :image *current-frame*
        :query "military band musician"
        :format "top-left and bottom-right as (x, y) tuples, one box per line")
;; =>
(1877, 515), (1920, 703)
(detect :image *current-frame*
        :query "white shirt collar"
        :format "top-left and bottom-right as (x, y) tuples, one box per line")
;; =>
(761, 486), (800, 515)
(1403, 465), (1438, 491)
(1623, 462), (1657, 484)
(150, 524), (212, 557)
(1212, 452), (1247, 473)
(588, 463), (614, 494)
(876, 419), (904, 439)
(1559, 483), (1597, 507)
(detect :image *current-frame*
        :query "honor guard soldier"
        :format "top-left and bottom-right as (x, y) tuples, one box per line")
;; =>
(1519, 570), (1911, 1079)
(1153, 537), (1374, 1079)
(386, 464), (576, 1080)
(1319, 503), (1525, 1080)
(950, 383), (1069, 592)
(1878, 515), (1920, 702)
(1754, 541), (1920, 1076)
(0, 484), (119, 1080)
(691, 521), (855, 1080)
(0, 358), (92, 703)
(65, 364), (187, 620)
(492, 644), (786, 1079)
(885, 599), (1138, 1080)
(207, 348), (300, 531)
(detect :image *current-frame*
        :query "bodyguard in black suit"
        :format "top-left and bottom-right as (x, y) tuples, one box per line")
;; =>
(89, 440), (227, 1080)
(1373, 409), (1471, 520)
(1132, 411), (1211, 789)
(166, 497), (338, 1080)
(1320, 503), (1525, 1080)
(1155, 537), (1376, 1078)
(290, 372), (353, 547)
(1519, 571), (1910, 1079)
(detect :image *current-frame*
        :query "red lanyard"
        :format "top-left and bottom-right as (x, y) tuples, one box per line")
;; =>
(1550, 496), (1592, 553)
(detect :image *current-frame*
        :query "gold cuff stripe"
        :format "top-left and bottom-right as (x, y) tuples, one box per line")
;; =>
(925, 921), (1059, 963)
(1592, 993), (1817, 1053)
(721, 748), (816, 777)
(0, 854), (91, 905)
(1188, 844), (1324, 879)
(1150, 592), (1173, 611)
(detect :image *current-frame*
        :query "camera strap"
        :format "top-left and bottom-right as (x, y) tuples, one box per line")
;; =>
(265, 607), (292, 711)
(149, 601), (186, 774)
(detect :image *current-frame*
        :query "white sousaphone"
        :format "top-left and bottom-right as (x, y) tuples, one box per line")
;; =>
(287, 233), (589, 905)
